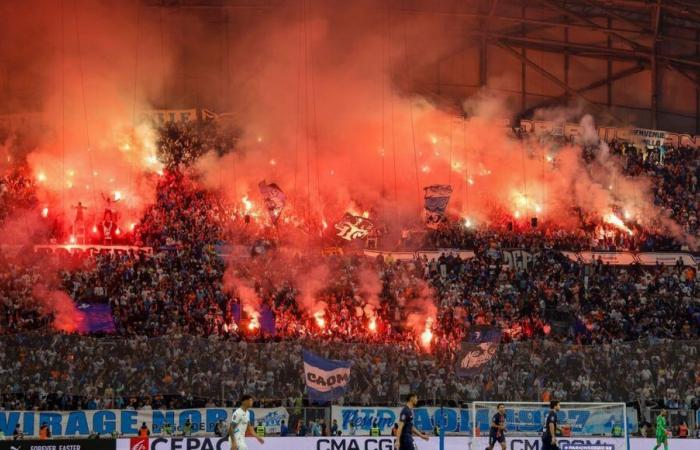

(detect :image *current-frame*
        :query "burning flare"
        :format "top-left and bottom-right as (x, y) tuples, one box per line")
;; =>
(368, 317), (377, 332)
(420, 318), (434, 349)
(314, 311), (326, 329)
(603, 212), (633, 235)
(248, 315), (260, 331)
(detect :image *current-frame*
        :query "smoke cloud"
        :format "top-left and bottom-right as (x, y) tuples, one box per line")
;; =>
(32, 284), (85, 333)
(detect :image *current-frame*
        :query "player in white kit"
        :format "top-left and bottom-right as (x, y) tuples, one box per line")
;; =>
(228, 395), (264, 450)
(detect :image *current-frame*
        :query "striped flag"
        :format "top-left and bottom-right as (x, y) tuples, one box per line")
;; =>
(302, 350), (352, 402)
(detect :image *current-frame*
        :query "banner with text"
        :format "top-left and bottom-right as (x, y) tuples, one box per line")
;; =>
(0, 408), (288, 438)
(331, 406), (638, 436)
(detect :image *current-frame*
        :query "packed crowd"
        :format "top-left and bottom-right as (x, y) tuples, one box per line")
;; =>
(423, 141), (700, 252)
(0, 334), (697, 412)
(0, 123), (699, 416)
(0, 244), (698, 409)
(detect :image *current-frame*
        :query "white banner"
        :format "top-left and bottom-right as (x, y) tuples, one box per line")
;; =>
(0, 408), (288, 437)
(416, 249), (476, 261)
(116, 437), (700, 450)
(517, 118), (700, 149)
(501, 250), (537, 269)
(138, 109), (197, 125)
(635, 252), (698, 267)
(573, 252), (638, 265)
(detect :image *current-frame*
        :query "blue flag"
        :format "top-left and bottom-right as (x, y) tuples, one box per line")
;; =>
(303, 350), (352, 402)
(260, 305), (276, 336)
(424, 184), (453, 229)
(456, 326), (501, 377)
(76, 303), (116, 334)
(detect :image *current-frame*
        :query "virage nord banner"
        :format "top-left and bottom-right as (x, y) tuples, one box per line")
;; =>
(0, 408), (288, 437)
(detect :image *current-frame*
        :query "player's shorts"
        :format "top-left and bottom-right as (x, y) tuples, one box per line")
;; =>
(489, 434), (506, 446)
(398, 435), (416, 450)
(656, 433), (667, 444)
(230, 435), (247, 450)
(541, 435), (559, 450)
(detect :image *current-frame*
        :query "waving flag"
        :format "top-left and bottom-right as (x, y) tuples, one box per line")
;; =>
(258, 180), (286, 224)
(456, 326), (501, 377)
(334, 213), (374, 241)
(424, 184), (453, 229)
(303, 350), (352, 402)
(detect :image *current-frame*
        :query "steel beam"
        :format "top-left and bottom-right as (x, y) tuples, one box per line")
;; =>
(537, 0), (649, 53)
(517, 64), (645, 118)
(497, 41), (623, 122)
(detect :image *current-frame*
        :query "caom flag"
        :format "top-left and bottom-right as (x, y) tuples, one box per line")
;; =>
(423, 184), (453, 229)
(303, 349), (352, 402)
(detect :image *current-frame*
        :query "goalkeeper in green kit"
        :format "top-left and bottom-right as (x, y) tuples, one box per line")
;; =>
(653, 409), (669, 450)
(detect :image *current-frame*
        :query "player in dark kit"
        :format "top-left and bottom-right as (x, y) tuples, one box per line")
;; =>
(542, 401), (561, 450)
(394, 393), (429, 450)
(487, 403), (507, 450)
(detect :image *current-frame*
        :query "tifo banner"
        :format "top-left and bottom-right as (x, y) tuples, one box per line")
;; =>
(0, 408), (288, 437)
(423, 185), (453, 229)
(303, 350), (352, 402)
(0, 440), (112, 450)
(334, 213), (375, 241)
(457, 326), (502, 377)
(331, 406), (638, 436)
(115, 437), (699, 450)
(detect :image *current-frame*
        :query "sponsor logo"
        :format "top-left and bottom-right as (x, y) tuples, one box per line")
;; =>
(316, 438), (394, 450)
(510, 439), (614, 450)
(151, 438), (228, 450)
(131, 438), (149, 450)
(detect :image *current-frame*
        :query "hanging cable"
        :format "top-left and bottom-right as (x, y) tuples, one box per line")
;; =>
(293, 0), (303, 207)
(388, 10), (398, 215)
(448, 117), (454, 186)
(60, 0), (66, 221)
(401, 9), (421, 208)
(127, 2), (141, 214)
(463, 117), (468, 217)
(521, 141), (528, 217)
(225, 10), (236, 202)
(306, 0), (321, 207)
(380, 5), (386, 204)
(72, 0), (97, 213)
(302, 0), (311, 225)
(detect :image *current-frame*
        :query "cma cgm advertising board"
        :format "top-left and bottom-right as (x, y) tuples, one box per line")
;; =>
(115, 437), (699, 450)
(331, 406), (638, 436)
